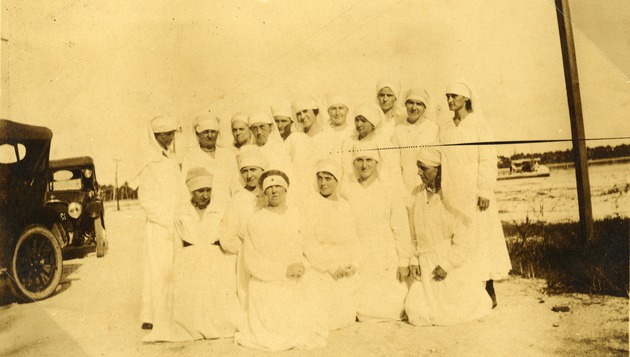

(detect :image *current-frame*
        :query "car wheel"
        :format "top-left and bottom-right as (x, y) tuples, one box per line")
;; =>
(95, 217), (107, 258)
(10, 225), (63, 302)
(51, 222), (68, 248)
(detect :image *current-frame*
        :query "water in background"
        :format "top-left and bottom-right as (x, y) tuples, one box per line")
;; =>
(495, 162), (630, 222)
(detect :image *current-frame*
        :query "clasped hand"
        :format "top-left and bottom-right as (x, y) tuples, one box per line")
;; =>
(331, 264), (356, 280)
(286, 262), (305, 280)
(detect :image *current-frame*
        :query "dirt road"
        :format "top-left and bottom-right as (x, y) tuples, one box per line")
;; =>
(1, 203), (627, 356)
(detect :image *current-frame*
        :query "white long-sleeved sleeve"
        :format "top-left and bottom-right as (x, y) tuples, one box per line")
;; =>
(218, 200), (243, 254)
(138, 161), (179, 231)
(389, 190), (413, 267)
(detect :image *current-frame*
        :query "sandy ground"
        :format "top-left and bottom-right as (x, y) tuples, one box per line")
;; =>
(1, 202), (628, 356)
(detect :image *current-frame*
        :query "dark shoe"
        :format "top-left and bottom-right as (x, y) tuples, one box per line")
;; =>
(141, 322), (153, 330)
(490, 293), (498, 309)
(485, 280), (497, 309)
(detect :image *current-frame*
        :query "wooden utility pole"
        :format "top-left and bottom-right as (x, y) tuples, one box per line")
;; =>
(114, 159), (121, 211)
(555, 0), (594, 246)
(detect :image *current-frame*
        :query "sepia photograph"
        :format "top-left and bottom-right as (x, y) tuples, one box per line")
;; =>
(0, 0), (628, 355)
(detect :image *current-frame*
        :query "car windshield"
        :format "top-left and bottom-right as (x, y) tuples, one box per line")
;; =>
(51, 169), (84, 191)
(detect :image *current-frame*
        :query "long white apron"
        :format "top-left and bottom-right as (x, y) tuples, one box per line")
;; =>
(405, 189), (492, 326)
(439, 114), (512, 280)
(342, 179), (411, 322)
(235, 207), (328, 351)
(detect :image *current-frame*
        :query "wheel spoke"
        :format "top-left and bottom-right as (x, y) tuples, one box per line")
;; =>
(35, 271), (46, 290)
(15, 233), (59, 293)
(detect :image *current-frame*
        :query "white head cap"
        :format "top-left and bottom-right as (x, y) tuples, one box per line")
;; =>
(376, 79), (401, 99)
(237, 147), (267, 170)
(186, 167), (213, 192)
(354, 104), (382, 127)
(193, 113), (220, 133)
(150, 115), (178, 133)
(445, 82), (472, 99)
(352, 141), (381, 162)
(325, 94), (349, 109)
(292, 98), (319, 114)
(248, 112), (274, 127)
(231, 112), (249, 126)
(315, 158), (343, 181)
(271, 104), (293, 119)
(404, 88), (430, 107)
(416, 145), (441, 167)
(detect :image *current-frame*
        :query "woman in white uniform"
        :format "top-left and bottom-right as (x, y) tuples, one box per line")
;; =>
(341, 142), (412, 322)
(375, 79), (406, 140)
(219, 147), (267, 311)
(340, 104), (401, 185)
(405, 147), (492, 326)
(439, 81), (512, 307)
(302, 158), (360, 330)
(171, 167), (241, 340)
(391, 88), (439, 200)
(230, 112), (255, 152)
(235, 170), (328, 351)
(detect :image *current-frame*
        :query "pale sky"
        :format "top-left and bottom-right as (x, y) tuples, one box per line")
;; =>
(3, 0), (629, 185)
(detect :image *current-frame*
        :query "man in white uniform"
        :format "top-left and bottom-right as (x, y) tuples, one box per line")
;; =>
(137, 115), (180, 337)
(181, 113), (238, 209)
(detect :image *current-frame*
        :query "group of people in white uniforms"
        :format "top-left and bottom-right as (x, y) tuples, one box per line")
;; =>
(133, 79), (512, 351)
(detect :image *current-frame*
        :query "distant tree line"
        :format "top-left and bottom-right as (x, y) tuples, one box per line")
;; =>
(99, 182), (138, 201)
(498, 143), (630, 168)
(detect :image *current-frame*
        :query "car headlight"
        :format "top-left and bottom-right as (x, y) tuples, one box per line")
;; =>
(68, 202), (82, 219)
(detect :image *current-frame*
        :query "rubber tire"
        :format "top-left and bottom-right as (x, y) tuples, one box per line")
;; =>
(10, 225), (63, 302)
(51, 222), (69, 248)
(95, 217), (107, 258)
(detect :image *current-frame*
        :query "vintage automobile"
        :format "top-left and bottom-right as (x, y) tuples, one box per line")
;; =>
(46, 156), (107, 257)
(0, 119), (63, 301)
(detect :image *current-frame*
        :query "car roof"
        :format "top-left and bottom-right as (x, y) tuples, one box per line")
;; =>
(49, 156), (95, 170)
(0, 119), (53, 143)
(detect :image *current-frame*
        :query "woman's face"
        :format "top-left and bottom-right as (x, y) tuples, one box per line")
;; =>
(405, 99), (426, 123)
(417, 162), (439, 185)
(317, 172), (338, 197)
(264, 185), (286, 207)
(240, 166), (264, 190)
(353, 157), (377, 180)
(354, 116), (374, 139)
(327, 105), (348, 126)
(191, 187), (212, 207)
(296, 109), (316, 130)
(446, 93), (468, 112)
(231, 121), (251, 145)
(377, 87), (396, 112)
